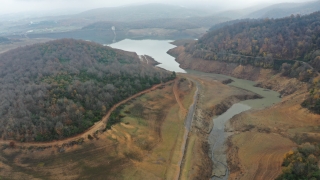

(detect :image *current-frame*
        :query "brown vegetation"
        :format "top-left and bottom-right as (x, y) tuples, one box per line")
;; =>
(0, 38), (174, 142)
(177, 73), (260, 180)
(226, 78), (320, 179)
(169, 12), (320, 114)
(193, 12), (320, 63)
(0, 75), (194, 179)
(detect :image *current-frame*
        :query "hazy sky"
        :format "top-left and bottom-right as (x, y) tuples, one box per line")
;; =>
(0, 0), (314, 15)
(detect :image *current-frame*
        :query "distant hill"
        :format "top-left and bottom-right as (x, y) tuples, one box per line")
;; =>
(0, 39), (174, 142)
(74, 3), (212, 22)
(83, 16), (230, 31)
(5, 3), (230, 43)
(21, 14), (229, 44)
(246, 1), (320, 19)
(209, 19), (254, 31)
(215, 3), (272, 19)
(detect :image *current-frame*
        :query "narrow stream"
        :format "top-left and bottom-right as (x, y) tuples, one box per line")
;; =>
(209, 104), (251, 180)
(185, 70), (281, 180)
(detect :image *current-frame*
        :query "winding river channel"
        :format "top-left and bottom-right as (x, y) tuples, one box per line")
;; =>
(186, 71), (281, 180)
(110, 39), (281, 180)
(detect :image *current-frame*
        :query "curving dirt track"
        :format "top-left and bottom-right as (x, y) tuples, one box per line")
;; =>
(173, 79), (188, 116)
(0, 80), (175, 148)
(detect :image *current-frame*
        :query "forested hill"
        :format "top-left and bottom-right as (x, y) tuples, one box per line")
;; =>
(182, 12), (320, 113)
(0, 39), (175, 142)
(190, 11), (320, 63)
(184, 11), (320, 79)
(246, 1), (320, 19)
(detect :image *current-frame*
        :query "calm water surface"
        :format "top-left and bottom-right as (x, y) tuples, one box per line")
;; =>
(110, 39), (186, 73)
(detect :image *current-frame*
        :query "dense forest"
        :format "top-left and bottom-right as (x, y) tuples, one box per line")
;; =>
(186, 11), (320, 69)
(277, 143), (320, 180)
(183, 12), (320, 113)
(201, 11), (320, 61)
(302, 75), (320, 114)
(0, 39), (174, 142)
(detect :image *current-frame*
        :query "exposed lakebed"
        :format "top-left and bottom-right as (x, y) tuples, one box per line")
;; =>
(186, 70), (281, 180)
(109, 39), (281, 180)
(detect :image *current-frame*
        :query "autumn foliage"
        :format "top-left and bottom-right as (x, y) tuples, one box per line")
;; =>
(191, 12), (320, 63)
(277, 143), (320, 180)
(0, 39), (174, 142)
(185, 11), (320, 113)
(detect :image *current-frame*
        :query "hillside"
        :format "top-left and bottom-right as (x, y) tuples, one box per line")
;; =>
(246, 1), (320, 19)
(196, 11), (320, 62)
(82, 19), (199, 31)
(213, 3), (272, 19)
(0, 39), (174, 142)
(209, 19), (254, 31)
(168, 10), (320, 179)
(185, 12), (320, 76)
(83, 16), (229, 31)
(169, 11), (320, 113)
(21, 15), (229, 44)
(1, 3), (226, 39)
(75, 3), (212, 22)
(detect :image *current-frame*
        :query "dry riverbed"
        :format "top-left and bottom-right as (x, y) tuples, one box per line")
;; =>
(177, 73), (262, 180)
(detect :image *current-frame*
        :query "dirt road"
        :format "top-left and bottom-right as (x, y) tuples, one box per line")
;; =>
(0, 80), (175, 148)
(176, 79), (199, 180)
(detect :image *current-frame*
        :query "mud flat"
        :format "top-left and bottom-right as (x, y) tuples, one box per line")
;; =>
(209, 104), (251, 179)
(184, 70), (281, 180)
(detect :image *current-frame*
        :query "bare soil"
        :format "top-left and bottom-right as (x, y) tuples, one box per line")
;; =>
(0, 80), (174, 148)
(0, 77), (196, 180)
(226, 78), (320, 180)
(177, 73), (260, 180)
(170, 45), (320, 180)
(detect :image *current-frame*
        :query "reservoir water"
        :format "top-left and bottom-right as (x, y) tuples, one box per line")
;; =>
(110, 39), (186, 73)
(110, 39), (281, 180)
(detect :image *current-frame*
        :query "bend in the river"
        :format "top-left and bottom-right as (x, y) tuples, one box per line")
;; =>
(110, 39), (281, 180)
(185, 71), (281, 180)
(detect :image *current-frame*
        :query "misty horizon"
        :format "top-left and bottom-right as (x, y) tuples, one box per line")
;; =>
(0, 0), (315, 16)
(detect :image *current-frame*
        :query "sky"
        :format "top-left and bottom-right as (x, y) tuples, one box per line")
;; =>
(0, 0), (314, 15)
